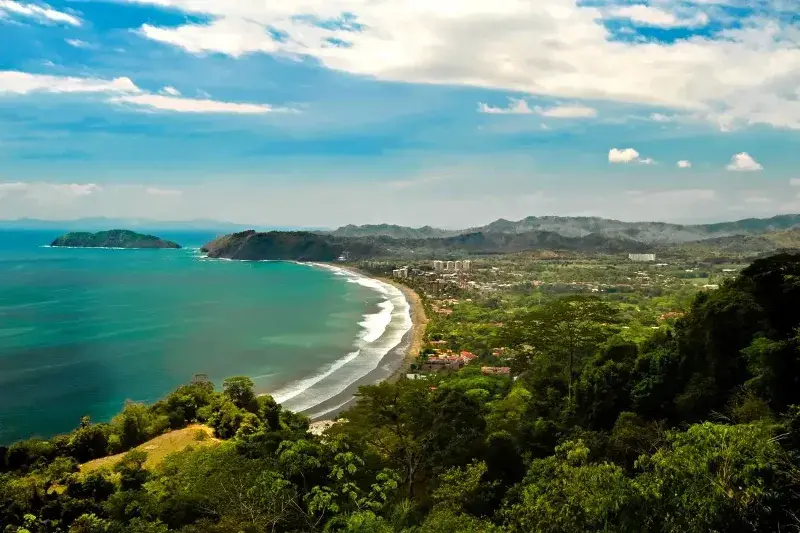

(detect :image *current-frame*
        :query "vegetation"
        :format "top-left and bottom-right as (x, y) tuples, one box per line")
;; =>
(4, 253), (800, 532)
(50, 230), (181, 249)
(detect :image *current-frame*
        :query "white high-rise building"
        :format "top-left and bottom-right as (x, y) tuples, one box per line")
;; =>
(628, 254), (656, 262)
(454, 260), (463, 271)
(433, 260), (444, 271)
(446, 261), (455, 270)
(462, 260), (472, 271)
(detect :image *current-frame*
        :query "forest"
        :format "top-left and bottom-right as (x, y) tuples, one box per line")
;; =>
(3, 253), (800, 532)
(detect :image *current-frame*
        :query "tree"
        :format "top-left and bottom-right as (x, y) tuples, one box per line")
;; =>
(574, 339), (638, 430)
(223, 377), (258, 412)
(502, 440), (641, 532)
(635, 421), (795, 532)
(110, 403), (153, 451)
(207, 397), (247, 439)
(68, 419), (109, 463)
(114, 450), (149, 491)
(68, 513), (109, 533)
(505, 296), (620, 402)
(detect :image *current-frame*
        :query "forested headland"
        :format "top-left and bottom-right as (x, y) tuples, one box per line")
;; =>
(3, 253), (800, 532)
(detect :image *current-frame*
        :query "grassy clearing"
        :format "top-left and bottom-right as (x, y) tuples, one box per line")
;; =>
(80, 424), (219, 474)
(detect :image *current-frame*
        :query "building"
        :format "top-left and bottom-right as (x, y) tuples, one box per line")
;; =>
(454, 260), (463, 271)
(421, 351), (478, 373)
(446, 260), (455, 270)
(462, 260), (472, 271)
(481, 367), (511, 376)
(628, 253), (656, 262)
(392, 267), (409, 279)
(433, 260), (444, 271)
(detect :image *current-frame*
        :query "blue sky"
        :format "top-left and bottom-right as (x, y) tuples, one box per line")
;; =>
(1, 0), (800, 228)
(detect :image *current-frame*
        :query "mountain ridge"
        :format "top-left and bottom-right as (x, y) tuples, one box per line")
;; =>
(324, 214), (800, 244)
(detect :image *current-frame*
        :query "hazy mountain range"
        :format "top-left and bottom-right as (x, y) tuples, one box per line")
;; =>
(326, 214), (800, 244)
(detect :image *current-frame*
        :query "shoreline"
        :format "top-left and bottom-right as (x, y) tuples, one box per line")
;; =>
(325, 264), (428, 384)
(298, 262), (428, 421)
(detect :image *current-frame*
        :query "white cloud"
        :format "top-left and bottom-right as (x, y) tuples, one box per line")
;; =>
(65, 38), (91, 48)
(54, 183), (101, 196)
(146, 187), (183, 196)
(479, 98), (596, 118)
(790, 178), (800, 186)
(0, 71), (140, 95)
(677, 160), (692, 168)
(609, 148), (640, 164)
(726, 152), (763, 172)
(0, 71), (294, 115)
(609, 148), (654, 164)
(536, 104), (597, 118)
(0, 182), (29, 199)
(160, 86), (181, 96)
(650, 113), (673, 122)
(122, 0), (800, 130)
(109, 93), (289, 114)
(609, 5), (709, 28)
(0, 181), (100, 203)
(0, 0), (81, 26)
(478, 98), (533, 115)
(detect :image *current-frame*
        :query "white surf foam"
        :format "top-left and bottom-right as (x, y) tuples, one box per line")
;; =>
(272, 350), (362, 404)
(189, 256), (413, 414)
(274, 264), (413, 413)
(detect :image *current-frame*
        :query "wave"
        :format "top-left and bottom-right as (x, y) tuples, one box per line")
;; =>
(271, 350), (362, 404)
(271, 263), (412, 413)
(188, 256), (412, 414)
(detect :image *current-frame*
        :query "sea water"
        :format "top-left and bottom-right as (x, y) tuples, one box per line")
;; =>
(0, 230), (410, 444)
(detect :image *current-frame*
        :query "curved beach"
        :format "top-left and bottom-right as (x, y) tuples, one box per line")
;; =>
(269, 263), (426, 420)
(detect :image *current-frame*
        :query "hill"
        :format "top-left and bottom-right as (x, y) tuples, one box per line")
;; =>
(200, 229), (650, 260)
(200, 230), (385, 261)
(50, 230), (181, 249)
(326, 214), (800, 244)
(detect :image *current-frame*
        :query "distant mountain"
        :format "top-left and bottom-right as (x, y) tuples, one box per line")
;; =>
(201, 229), (650, 261)
(326, 214), (800, 244)
(51, 230), (181, 249)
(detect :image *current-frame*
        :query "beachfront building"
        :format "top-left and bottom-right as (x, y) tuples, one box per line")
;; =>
(446, 260), (455, 270)
(462, 260), (472, 271)
(454, 260), (463, 271)
(629, 253), (656, 262)
(433, 260), (445, 271)
(393, 267), (409, 279)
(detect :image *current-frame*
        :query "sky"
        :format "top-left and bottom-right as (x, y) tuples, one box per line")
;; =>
(1, 0), (800, 228)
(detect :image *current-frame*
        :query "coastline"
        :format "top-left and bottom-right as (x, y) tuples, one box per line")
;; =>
(298, 262), (428, 421)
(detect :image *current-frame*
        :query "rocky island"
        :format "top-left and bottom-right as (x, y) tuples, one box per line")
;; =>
(51, 230), (181, 249)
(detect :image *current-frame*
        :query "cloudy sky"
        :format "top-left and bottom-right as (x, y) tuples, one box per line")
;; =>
(2, 0), (800, 228)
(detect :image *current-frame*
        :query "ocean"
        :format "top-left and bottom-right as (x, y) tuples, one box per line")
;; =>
(0, 230), (411, 445)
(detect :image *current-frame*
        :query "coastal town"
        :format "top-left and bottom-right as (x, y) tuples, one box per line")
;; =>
(354, 249), (747, 384)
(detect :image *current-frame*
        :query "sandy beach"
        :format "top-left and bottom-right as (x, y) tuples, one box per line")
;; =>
(297, 263), (428, 422)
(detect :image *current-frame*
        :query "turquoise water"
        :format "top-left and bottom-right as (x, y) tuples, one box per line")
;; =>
(0, 230), (397, 444)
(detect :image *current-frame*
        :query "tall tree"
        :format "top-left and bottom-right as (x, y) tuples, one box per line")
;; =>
(505, 296), (620, 402)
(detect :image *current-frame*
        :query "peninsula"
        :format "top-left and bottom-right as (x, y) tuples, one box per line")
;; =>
(50, 229), (181, 249)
